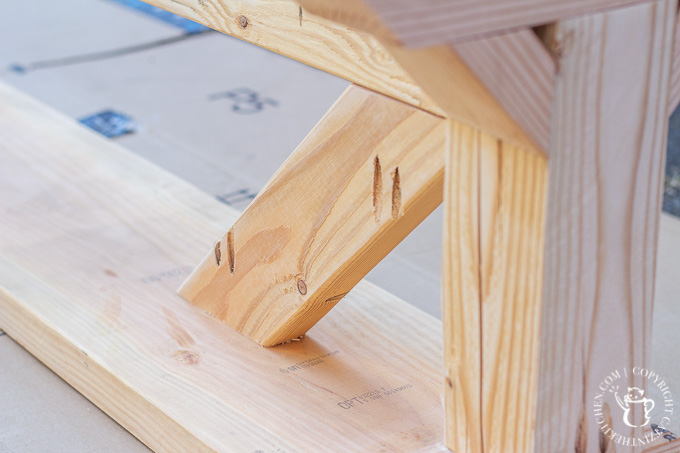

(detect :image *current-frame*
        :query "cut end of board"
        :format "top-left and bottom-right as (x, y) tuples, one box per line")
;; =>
(177, 242), (347, 347)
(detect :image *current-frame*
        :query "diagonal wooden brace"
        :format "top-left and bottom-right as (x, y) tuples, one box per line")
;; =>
(179, 84), (445, 346)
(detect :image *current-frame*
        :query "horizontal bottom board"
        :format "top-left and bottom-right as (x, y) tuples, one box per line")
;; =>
(0, 82), (447, 452)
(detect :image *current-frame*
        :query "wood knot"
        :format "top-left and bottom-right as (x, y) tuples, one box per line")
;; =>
(172, 349), (200, 365)
(238, 15), (248, 28)
(297, 279), (307, 295)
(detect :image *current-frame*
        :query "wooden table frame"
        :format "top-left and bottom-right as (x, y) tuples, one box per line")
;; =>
(155, 0), (680, 451)
(2, 1), (680, 452)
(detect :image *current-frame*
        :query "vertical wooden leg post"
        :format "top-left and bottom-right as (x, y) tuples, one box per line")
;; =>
(443, 1), (675, 451)
(536, 2), (674, 451)
(443, 122), (548, 452)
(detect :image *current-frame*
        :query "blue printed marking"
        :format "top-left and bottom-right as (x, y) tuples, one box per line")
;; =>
(108, 0), (210, 35)
(79, 110), (136, 138)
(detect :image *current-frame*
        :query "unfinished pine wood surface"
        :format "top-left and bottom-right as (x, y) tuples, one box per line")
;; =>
(179, 84), (445, 346)
(442, 2), (676, 451)
(385, 43), (544, 153)
(478, 135), (547, 453)
(0, 82), (447, 452)
(345, 0), (652, 46)
(286, 1), (556, 151)
(442, 121), (483, 453)
(443, 121), (548, 453)
(144, 0), (547, 153)
(534, 1), (675, 451)
(144, 0), (680, 148)
(453, 29), (555, 152)
(669, 11), (680, 115)
(143, 0), (441, 116)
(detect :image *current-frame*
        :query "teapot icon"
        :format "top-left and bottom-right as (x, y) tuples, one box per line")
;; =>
(615, 387), (655, 428)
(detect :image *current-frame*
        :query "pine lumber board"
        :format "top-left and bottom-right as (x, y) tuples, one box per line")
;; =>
(441, 121), (483, 453)
(143, 0), (680, 148)
(179, 84), (446, 346)
(142, 0), (442, 116)
(350, 0), (653, 47)
(383, 43), (544, 153)
(0, 82), (447, 452)
(442, 2), (675, 451)
(477, 134), (547, 453)
(453, 29), (556, 152)
(143, 0), (545, 153)
(669, 11), (680, 115)
(535, 1), (675, 451)
(442, 121), (548, 453)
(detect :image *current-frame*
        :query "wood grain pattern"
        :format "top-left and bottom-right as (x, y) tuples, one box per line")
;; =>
(386, 44), (543, 153)
(143, 0), (545, 153)
(294, 0), (561, 152)
(144, 0), (442, 116)
(454, 29), (556, 152)
(478, 136), (547, 453)
(669, 11), (680, 115)
(0, 82), (448, 452)
(442, 121), (482, 453)
(535, 1), (675, 451)
(443, 121), (547, 453)
(363, 0), (651, 46)
(179, 84), (445, 346)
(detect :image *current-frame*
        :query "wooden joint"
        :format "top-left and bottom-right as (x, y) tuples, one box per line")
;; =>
(179, 84), (445, 346)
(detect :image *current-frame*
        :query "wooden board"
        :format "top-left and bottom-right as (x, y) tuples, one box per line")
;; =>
(441, 120), (483, 453)
(669, 11), (680, 115)
(453, 29), (555, 152)
(441, 2), (676, 452)
(535, 1), (675, 451)
(144, 0), (545, 154)
(442, 121), (548, 453)
(335, 0), (652, 46)
(0, 82), (447, 452)
(143, 0), (442, 116)
(179, 84), (445, 346)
